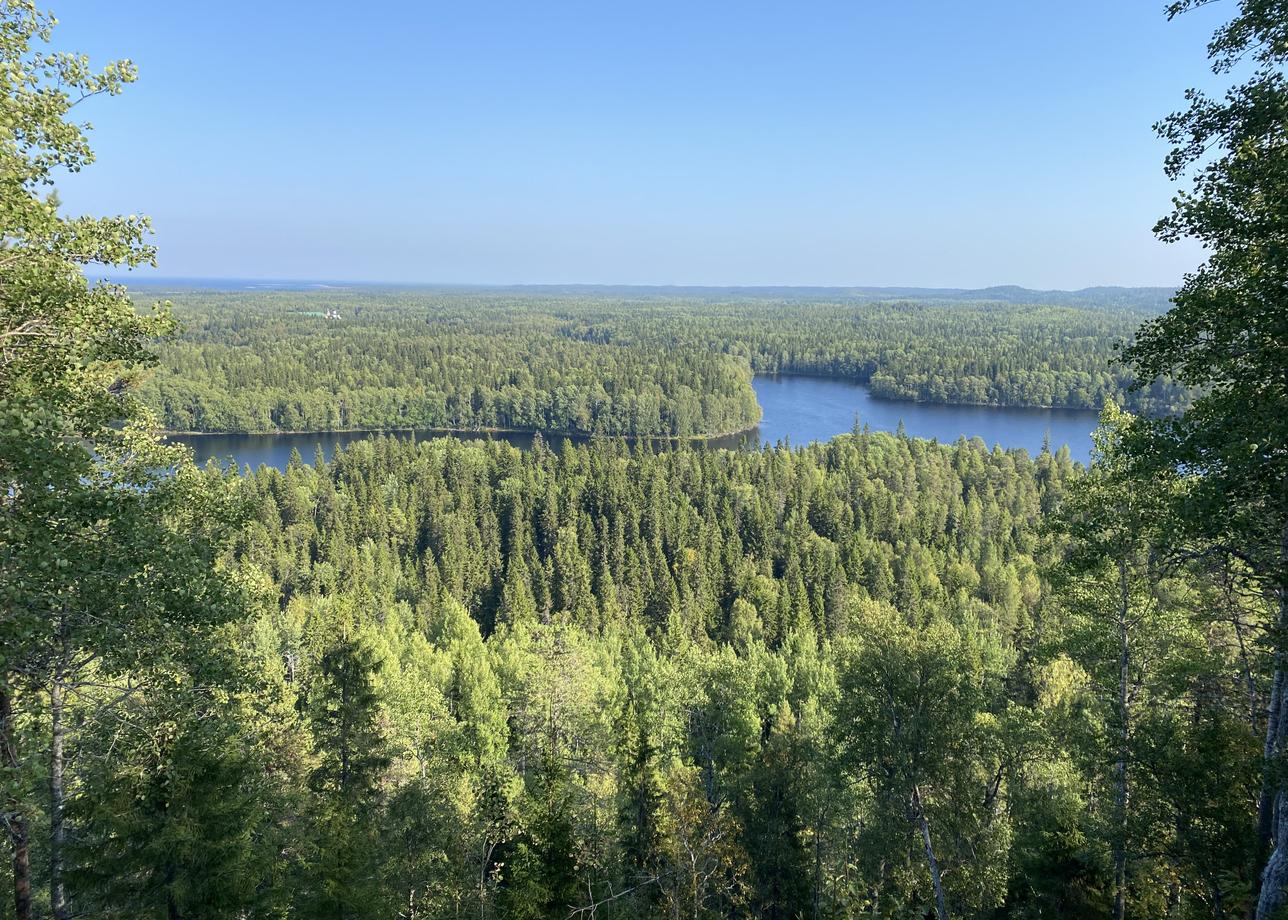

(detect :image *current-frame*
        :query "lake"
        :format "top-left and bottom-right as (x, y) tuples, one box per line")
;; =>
(171, 375), (1102, 471)
(748, 375), (1101, 460)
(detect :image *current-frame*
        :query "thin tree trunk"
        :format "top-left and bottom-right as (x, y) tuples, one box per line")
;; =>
(812, 804), (824, 920)
(1, 680), (33, 920)
(868, 857), (884, 918)
(912, 786), (949, 920)
(1112, 558), (1131, 920)
(1255, 524), (1288, 920)
(1249, 559), (1283, 920)
(49, 638), (70, 920)
(1214, 557), (1261, 910)
(1252, 662), (1282, 918)
(479, 847), (487, 920)
(1226, 560), (1261, 733)
(166, 863), (182, 920)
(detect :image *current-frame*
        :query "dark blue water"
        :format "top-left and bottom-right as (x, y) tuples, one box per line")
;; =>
(171, 375), (1101, 471)
(173, 428), (587, 473)
(748, 375), (1099, 461)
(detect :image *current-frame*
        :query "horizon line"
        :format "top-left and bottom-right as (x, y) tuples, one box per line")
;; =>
(95, 273), (1179, 295)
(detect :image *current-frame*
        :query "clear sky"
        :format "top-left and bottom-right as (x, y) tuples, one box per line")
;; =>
(51, 0), (1227, 288)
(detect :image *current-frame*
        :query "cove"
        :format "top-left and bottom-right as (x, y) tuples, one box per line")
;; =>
(169, 375), (1102, 472)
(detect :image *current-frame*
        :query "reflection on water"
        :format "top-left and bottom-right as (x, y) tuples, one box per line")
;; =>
(169, 375), (1101, 472)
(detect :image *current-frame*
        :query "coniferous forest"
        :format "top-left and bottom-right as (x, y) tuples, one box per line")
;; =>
(2, 2), (1287, 920)
(141, 290), (1185, 437)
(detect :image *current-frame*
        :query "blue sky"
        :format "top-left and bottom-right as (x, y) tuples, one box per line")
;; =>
(52, 0), (1226, 288)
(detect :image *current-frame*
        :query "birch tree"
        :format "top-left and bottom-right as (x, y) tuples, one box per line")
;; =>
(0, 5), (243, 918)
(1122, 1), (1288, 913)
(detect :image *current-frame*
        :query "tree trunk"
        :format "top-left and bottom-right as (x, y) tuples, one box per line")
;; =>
(912, 786), (949, 920)
(166, 863), (182, 920)
(1112, 558), (1131, 920)
(1252, 657), (1282, 916)
(812, 805), (824, 920)
(49, 648), (69, 920)
(1218, 553), (1265, 915)
(1226, 562), (1261, 733)
(868, 858), (884, 918)
(1255, 524), (1288, 920)
(1, 680), (33, 920)
(479, 837), (497, 920)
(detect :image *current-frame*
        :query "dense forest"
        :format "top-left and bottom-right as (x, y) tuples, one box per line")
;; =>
(3, 2), (1287, 920)
(140, 293), (760, 437)
(557, 296), (1186, 413)
(139, 290), (1187, 437)
(3, 427), (1273, 918)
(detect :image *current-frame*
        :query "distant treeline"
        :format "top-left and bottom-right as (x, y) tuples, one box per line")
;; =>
(562, 297), (1186, 413)
(140, 291), (1186, 435)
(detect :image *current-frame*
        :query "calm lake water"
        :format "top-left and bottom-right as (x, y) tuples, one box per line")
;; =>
(171, 375), (1101, 471)
(748, 375), (1100, 461)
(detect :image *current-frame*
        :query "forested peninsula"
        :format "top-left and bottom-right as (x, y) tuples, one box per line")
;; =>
(139, 290), (1187, 437)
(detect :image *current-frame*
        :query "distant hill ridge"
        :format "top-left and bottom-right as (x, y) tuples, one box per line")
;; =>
(103, 277), (1175, 310)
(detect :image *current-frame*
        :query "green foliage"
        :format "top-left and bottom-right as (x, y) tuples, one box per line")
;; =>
(210, 431), (1092, 918)
(140, 292), (761, 437)
(1116, 3), (1288, 917)
(0, 3), (1274, 919)
(67, 680), (280, 920)
(3, 408), (1264, 919)
(134, 289), (1187, 439)
(835, 601), (1011, 916)
(0, 5), (249, 920)
(1048, 405), (1259, 917)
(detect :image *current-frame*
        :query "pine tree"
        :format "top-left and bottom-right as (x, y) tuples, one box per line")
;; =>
(68, 685), (276, 920)
(300, 631), (391, 920)
(617, 693), (664, 908)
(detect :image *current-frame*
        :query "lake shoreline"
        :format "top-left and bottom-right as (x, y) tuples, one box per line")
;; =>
(163, 419), (764, 444)
(169, 375), (1101, 470)
(159, 374), (1102, 442)
(754, 371), (1105, 414)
